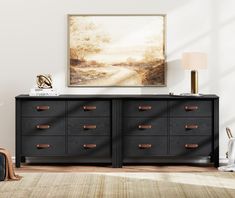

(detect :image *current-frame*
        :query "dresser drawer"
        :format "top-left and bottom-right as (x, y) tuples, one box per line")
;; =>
(170, 100), (212, 117)
(124, 136), (167, 157)
(170, 136), (211, 156)
(68, 100), (110, 117)
(170, 118), (212, 136)
(22, 118), (65, 135)
(123, 118), (167, 135)
(68, 136), (111, 157)
(22, 100), (65, 117)
(22, 136), (65, 156)
(68, 118), (110, 135)
(123, 100), (167, 117)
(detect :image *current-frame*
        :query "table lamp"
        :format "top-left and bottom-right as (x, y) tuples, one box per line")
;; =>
(182, 52), (207, 95)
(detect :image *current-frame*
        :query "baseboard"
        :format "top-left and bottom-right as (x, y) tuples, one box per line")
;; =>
(219, 157), (228, 164)
(12, 157), (228, 165)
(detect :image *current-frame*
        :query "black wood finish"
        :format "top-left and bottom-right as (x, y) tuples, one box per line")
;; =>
(15, 99), (21, 168)
(22, 100), (66, 117)
(68, 118), (110, 136)
(124, 136), (167, 157)
(15, 94), (219, 168)
(22, 117), (66, 136)
(15, 94), (218, 99)
(123, 100), (167, 117)
(123, 118), (167, 136)
(169, 100), (212, 117)
(22, 136), (65, 156)
(170, 118), (212, 136)
(169, 136), (212, 156)
(213, 98), (219, 167)
(68, 100), (110, 117)
(68, 136), (111, 157)
(112, 99), (123, 168)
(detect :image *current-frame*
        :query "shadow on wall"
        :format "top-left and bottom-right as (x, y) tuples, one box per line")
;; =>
(176, 13), (235, 91)
(64, 59), (183, 95)
(200, 64), (235, 90)
(168, 11), (235, 59)
(166, 0), (235, 93)
(221, 118), (235, 131)
(63, 0), (192, 95)
(140, 59), (184, 95)
(62, 0), (234, 96)
(166, 59), (184, 87)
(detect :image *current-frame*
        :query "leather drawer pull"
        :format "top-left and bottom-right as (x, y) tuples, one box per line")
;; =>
(185, 144), (199, 149)
(138, 125), (152, 129)
(83, 125), (97, 129)
(36, 106), (50, 111)
(83, 106), (97, 111)
(36, 124), (50, 129)
(83, 144), (97, 149)
(36, 144), (50, 149)
(185, 124), (198, 129)
(138, 144), (152, 149)
(185, 106), (198, 111)
(138, 106), (152, 111)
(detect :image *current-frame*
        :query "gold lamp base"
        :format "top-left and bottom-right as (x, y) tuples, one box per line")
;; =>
(191, 70), (198, 94)
(180, 70), (201, 96)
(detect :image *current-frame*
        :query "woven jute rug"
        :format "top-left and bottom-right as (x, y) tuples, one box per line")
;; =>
(0, 172), (235, 198)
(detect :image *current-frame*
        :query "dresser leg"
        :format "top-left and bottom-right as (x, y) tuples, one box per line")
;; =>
(21, 156), (26, 163)
(15, 156), (21, 168)
(213, 147), (219, 168)
(214, 161), (219, 168)
(214, 153), (219, 168)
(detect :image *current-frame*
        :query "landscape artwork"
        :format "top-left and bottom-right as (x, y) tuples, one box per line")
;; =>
(68, 15), (166, 86)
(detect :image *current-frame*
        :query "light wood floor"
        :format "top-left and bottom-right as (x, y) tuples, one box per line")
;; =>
(15, 163), (218, 173)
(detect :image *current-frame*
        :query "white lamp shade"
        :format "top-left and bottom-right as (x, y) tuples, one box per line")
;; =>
(182, 52), (207, 70)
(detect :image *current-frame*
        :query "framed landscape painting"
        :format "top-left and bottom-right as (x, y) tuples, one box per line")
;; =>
(68, 14), (166, 87)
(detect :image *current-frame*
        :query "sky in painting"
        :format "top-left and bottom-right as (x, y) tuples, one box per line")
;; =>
(82, 16), (164, 64)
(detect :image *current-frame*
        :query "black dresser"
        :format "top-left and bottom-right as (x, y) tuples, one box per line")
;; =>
(15, 94), (219, 168)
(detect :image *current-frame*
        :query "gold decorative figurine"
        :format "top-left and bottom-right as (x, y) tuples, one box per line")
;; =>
(37, 74), (53, 89)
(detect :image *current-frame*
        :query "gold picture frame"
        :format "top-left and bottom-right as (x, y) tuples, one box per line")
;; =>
(67, 14), (167, 87)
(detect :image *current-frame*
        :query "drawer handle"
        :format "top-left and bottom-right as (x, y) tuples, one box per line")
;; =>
(185, 124), (198, 129)
(138, 144), (152, 149)
(36, 124), (50, 129)
(83, 144), (97, 149)
(185, 144), (199, 149)
(138, 125), (152, 129)
(185, 106), (198, 111)
(138, 106), (152, 111)
(83, 106), (97, 111)
(36, 144), (50, 149)
(36, 106), (50, 111)
(83, 125), (97, 129)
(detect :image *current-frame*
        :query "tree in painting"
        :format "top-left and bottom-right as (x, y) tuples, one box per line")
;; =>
(69, 17), (110, 63)
(69, 15), (165, 86)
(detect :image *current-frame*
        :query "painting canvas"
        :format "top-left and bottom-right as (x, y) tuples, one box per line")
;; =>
(68, 15), (166, 86)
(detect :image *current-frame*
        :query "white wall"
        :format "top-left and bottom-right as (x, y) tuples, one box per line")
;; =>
(0, 0), (235, 160)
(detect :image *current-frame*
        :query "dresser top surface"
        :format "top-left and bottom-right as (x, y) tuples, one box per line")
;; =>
(16, 94), (219, 99)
